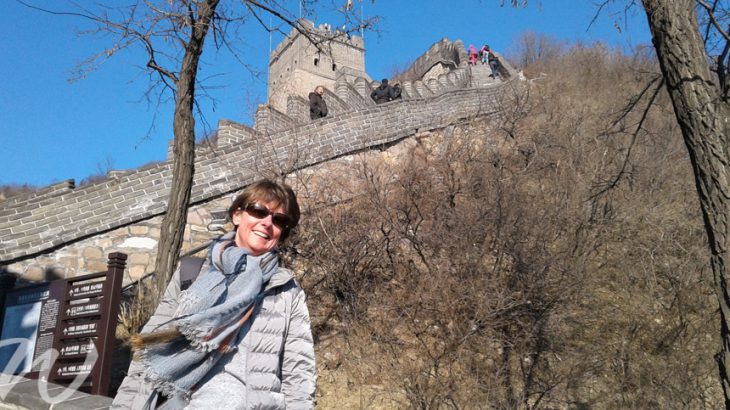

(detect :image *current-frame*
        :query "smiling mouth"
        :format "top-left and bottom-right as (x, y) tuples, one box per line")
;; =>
(253, 231), (270, 240)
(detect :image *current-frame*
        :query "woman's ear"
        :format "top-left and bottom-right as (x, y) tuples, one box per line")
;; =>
(231, 210), (242, 226)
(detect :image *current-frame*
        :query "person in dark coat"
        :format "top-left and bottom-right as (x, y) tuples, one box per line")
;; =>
(486, 46), (500, 78)
(370, 78), (394, 104)
(391, 83), (403, 100)
(308, 85), (328, 120)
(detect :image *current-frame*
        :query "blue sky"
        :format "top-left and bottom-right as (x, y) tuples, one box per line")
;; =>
(0, 1), (651, 187)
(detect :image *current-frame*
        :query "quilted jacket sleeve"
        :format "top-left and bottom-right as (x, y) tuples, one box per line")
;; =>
(281, 287), (317, 409)
(111, 267), (185, 409)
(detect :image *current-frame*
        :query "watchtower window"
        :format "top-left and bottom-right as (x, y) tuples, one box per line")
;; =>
(332, 63), (337, 71)
(314, 58), (319, 66)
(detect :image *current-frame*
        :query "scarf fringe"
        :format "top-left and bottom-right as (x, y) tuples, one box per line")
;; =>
(176, 322), (217, 352)
(130, 329), (183, 351)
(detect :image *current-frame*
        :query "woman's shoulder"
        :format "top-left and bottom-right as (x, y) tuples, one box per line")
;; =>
(267, 266), (303, 293)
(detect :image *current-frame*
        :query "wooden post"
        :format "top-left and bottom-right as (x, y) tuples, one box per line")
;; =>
(92, 252), (126, 396)
(48, 252), (127, 396)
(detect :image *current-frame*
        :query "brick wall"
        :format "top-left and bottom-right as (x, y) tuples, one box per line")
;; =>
(286, 95), (310, 124)
(319, 88), (349, 118)
(335, 80), (374, 110)
(254, 104), (296, 134)
(0, 28), (516, 283)
(397, 38), (466, 82)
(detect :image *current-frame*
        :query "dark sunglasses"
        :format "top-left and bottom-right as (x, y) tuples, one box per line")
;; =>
(240, 203), (292, 230)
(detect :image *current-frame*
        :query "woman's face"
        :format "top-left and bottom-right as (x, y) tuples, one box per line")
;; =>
(231, 201), (286, 256)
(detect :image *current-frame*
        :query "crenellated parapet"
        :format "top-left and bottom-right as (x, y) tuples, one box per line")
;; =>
(1, 85), (505, 277)
(1, 179), (75, 210)
(397, 38), (467, 82)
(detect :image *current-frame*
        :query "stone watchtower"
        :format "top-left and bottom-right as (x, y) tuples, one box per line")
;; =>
(268, 19), (367, 112)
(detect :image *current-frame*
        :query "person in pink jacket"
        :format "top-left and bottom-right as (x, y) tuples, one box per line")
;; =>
(468, 44), (479, 66)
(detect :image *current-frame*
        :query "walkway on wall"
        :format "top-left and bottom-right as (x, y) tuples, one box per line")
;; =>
(470, 62), (500, 87)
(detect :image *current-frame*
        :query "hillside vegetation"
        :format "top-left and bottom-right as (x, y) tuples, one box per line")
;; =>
(287, 40), (721, 408)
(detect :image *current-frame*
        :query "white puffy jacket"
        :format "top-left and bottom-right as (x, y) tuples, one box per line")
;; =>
(112, 259), (316, 409)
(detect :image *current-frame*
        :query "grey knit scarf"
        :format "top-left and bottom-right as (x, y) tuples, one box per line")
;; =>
(135, 232), (279, 404)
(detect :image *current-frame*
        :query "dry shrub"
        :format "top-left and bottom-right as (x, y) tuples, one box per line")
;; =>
(289, 40), (720, 409)
(116, 280), (159, 342)
(0, 183), (37, 202)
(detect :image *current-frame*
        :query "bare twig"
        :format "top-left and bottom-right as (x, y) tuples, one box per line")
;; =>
(589, 76), (665, 201)
(697, 0), (730, 41)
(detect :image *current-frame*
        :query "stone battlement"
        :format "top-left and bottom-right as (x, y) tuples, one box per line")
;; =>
(269, 19), (365, 63)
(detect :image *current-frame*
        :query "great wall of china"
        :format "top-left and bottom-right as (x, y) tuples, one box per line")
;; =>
(0, 21), (520, 284)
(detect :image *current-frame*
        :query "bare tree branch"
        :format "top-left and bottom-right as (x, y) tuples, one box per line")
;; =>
(697, 0), (730, 41)
(590, 76), (665, 201)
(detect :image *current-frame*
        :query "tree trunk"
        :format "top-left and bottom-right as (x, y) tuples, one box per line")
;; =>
(153, 0), (220, 299)
(641, 0), (730, 405)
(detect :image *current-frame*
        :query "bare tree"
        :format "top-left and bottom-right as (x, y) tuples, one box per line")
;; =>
(18, 0), (376, 300)
(507, 31), (565, 72)
(640, 1), (730, 405)
(507, 0), (730, 404)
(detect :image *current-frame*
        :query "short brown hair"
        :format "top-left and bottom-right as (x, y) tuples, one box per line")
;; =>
(227, 179), (300, 241)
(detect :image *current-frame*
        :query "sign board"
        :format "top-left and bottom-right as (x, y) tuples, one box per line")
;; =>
(0, 253), (127, 397)
(0, 281), (64, 375)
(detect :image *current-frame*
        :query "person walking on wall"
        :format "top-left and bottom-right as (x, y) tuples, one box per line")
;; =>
(112, 179), (315, 409)
(486, 45), (500, 78)
(391, 83), (403, 100)
(370, 78), (394, 104)
(308, 85), (328, 120)
(468, 44), (479, 66)
(480, 44), (489, 65)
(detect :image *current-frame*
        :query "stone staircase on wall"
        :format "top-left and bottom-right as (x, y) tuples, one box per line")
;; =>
(470, 62), (499, 87)
(254, 38), (518, 133)
(0, 38), (520, 274)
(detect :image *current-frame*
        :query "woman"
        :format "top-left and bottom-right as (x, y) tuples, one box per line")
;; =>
(113, 179), (315, 409)
(308, 85), (328, 120)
